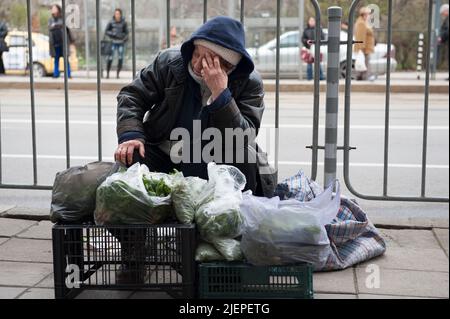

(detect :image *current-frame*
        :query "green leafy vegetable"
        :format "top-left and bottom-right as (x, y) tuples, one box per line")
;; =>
(94, 170), (172, 225)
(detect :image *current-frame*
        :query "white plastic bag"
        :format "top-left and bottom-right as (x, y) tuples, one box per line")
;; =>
(355, 50), (367, 72)
(240, 181), (341, 270)
(94, 163), (173, 225)
(195, 163), (246, 243)
(171, 173), (207, 224)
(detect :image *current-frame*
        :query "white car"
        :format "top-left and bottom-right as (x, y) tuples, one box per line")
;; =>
(247, 29), (397, 79)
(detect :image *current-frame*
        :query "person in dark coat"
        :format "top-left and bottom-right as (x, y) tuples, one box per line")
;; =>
(0, 20), (8, 75)
(48, 4), (74, 78)
(301, 17), (325, 81)
(438, 4), (449, 81)
(105, 8), (129, 79)
(115, 15), (273, 195)
(113, 16), (275, 284)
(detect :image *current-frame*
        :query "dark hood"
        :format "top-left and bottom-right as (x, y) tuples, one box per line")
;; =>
(181, 16), (254, 77)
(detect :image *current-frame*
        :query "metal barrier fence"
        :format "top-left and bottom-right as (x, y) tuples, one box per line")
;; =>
(0, 0), (321, 190)
(342, 0), (448, 202)
(0, 0), (448, 204)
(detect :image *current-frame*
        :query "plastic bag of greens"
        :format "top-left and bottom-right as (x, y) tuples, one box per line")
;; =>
(50, 161), (123, 223)
(195, 242), (225, 262)
(94, 163), (172, 225)
(212, 238), (244, 261)
(195, 163), (246, 242)
(240, 181), (341, 270)
(171, 173), (207, 224)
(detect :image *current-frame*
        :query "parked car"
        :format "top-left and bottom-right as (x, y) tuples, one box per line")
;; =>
(247, 29), (397, 79)
(3, 30), (78, 77)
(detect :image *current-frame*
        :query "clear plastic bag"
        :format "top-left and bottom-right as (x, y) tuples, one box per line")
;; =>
(240, 181), (341, 269)
(212, 238), (244, 261)
(195, 163), (246, 242)
(195, 242), (225, 262)
(94, 163), (173, 225)
(171, 173), (207, 224)
(50, 161), (122, 223)
(355, 50), (368, 72)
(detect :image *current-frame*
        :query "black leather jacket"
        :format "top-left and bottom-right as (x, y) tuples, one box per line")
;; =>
(105, 17), (129, 44)
(116, 48), (265, 145)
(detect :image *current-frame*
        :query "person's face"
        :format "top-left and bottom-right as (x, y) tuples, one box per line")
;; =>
(191, 45), (234, 76)
(363, 12), (370, 21)
(114, 10), (122, 21)
(51, 6), (60, 18)
(442, 9), (449, 18)
(308, 18), (316, 28)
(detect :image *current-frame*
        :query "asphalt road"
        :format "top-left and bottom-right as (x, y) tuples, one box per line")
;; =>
(0, 89), (448, 226)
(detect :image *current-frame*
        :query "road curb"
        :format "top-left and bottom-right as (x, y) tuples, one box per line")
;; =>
(0, 81), (448, 94)
(0, 207), (50, 222)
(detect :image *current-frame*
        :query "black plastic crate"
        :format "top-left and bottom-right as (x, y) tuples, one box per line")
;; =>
(199, 262), (313, 299)
(52, 223), (196, 299)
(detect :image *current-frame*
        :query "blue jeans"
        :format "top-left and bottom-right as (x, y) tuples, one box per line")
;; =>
(53, 46), (71, 78)
(108, 43), (125, 62)
(307, 63), (324, 81)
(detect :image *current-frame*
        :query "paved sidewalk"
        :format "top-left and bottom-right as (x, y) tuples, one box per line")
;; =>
(0, 216), (448, 299)
(0, 71), (448, 94)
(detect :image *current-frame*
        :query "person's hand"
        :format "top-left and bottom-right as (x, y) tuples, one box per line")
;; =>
(114, 139), (145, 166)
(438, 37), (442, 45)
(201, 52), (228, 101)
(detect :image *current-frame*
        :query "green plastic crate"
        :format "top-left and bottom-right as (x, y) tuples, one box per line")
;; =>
(198, 262), (313, 299)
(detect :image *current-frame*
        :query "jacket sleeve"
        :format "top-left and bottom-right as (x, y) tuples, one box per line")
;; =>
(208, 71), (265, 135)
(123, 21), (129, 41)
(354, 22), (367, 53)
(116, 52), (166, 142)
(105, 22), (114, 38)
(301, 30), (309, 48)
(440, 19), (449, 43)
(0, 23), (7, 39)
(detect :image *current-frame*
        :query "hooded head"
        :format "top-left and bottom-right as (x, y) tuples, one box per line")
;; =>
(181, 16), (254, 78)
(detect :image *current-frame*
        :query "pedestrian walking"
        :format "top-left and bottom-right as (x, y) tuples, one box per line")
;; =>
(48, 4), (74, 78)
(301, 17), (325, 81)
(354, 7), (376, 81)
(0, 20), (9, 75)
(438, 4), (449, 81)
(104, 8), (129, 79)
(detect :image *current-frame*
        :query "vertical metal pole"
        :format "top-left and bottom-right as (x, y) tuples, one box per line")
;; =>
(166, 0), (171, 48)
(383, 0), (393, 196)
(96, 0), (102, 161)
(298, 0), (305, 80)
(84, 0), (90, 78)
(311, 0), (321, 181)
(421, 0), (434, 197)
(62, 0), (71, 169)
(203, 0), (208, 23)
(26, 0), (38, 184)
(431, 0), (441, 80)
(131, 0), (136, 78)
(275, 0), (281, 171)
(240, 0), (245, 24)
(324, 6), (342, 188)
